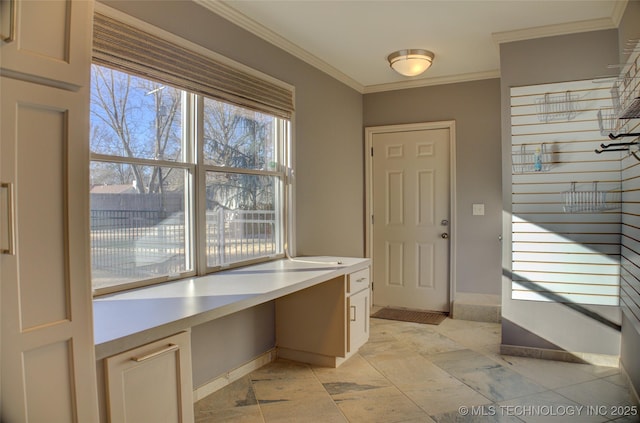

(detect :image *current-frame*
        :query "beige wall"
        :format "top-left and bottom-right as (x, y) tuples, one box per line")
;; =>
(364, 79), (503, 295)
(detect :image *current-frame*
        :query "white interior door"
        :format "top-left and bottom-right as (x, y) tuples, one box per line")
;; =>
(369, 124), (452, 312)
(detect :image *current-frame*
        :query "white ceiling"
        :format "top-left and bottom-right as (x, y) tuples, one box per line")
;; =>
(196, 0), (627, 93)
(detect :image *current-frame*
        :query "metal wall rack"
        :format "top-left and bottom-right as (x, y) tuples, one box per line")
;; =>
(597, 39), (640, 161)
(512, 143), (551, 174)
(562, 182), (621, 213)
(535, 91), (578, 123)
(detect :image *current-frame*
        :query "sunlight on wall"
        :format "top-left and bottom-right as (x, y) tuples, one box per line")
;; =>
(510, 79), (622, 307)
(512, 216), (620, 306)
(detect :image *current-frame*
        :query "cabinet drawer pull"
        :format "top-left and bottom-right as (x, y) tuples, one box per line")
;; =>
(351, 305), (357, 321)
(356, 277), (366, 283)
(1, 0), (16, 42)
(131, 343), (179, 362)
(1, 182), (15, 255)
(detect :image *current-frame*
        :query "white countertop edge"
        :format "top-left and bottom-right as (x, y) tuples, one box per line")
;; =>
(94, 257), (370, 360)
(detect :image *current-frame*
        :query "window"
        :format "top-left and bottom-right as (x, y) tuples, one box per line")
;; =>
(90, 65), (290, 294)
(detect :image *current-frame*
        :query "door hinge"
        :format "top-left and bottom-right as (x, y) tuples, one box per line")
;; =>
(371, 215), (374, 225)
(370, 147), (373, 157)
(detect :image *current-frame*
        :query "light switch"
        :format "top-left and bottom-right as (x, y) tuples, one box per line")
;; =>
(472, 203), (485, 216)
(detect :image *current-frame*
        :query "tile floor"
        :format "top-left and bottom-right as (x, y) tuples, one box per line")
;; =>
(194, 317), (639, 422)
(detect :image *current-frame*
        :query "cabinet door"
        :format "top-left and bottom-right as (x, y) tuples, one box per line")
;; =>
(105, 331), (194, 423)
(1, 77), (98, 422)
(0, 0), (93, 89)
(348, 288), (370, 353)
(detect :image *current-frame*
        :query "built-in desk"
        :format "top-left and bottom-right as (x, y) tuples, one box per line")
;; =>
(94, 256), (370, 422)
(94, 256), (370, 360)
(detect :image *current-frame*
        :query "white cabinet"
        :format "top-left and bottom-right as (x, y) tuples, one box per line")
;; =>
(275, 265), (371, 367)
(349, 289), (369, 352)
(0, 0), (93, 89)
(0, 76), (98, 422)
(347, 267), (370, 354)
(104, 331), (194, 423)
(1, 1), (98, 421)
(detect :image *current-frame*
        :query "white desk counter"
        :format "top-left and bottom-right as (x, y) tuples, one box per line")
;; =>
(94, 256), (370, 360)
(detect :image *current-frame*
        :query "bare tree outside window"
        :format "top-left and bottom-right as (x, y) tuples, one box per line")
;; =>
(90, 65), (184, 193)
(89, 65), (284, 293)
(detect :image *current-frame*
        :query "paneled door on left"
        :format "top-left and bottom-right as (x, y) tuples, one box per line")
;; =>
(0, 77), (99, 422)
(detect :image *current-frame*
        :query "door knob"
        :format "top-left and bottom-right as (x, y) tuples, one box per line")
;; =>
(441, 219), (449, 226)
(441, 233), (449, 239)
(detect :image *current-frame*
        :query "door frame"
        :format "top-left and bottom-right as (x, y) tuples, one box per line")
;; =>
(365, 121), (457, 310)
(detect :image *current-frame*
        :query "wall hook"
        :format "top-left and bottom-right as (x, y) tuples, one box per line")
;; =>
(608, 132), (640, 140)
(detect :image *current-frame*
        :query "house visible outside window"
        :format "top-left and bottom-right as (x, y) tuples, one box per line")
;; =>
(90, 64), (289, 294)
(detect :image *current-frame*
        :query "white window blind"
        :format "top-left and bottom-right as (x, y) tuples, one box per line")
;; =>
(92, 12), (294, 119)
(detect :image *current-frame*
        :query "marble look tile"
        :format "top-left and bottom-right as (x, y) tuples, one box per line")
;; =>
(603, 372), (631, 388)
(311, 354), (391, 388)
(455, 366), (547, 402)
(439, 324), (502, 349)
(252, 375), (347, 422)
(431, 407), (524, 423)
(259, 396), (347, 423)
(578, 364), (623, 379)
(430, 349), (546, 402)
(395, 326), (466, 355)
(194, 318), (635, 423)
(609, 415), (640, 423)
(490, 355), (602, 390)
(366, 353), (452, 389)
(251, 374), (328, 402)
(498, 390), (608, 423)
(250, 359), (317, 382)
(360, 322), (414, 354)
(194, 376), (263, 423)
(195, 376), (257, 410)
(358, 342), (418, 364)
(402, 375), (492, 416)
(332, 385), (431, 423)
(433, 318), (499, 333)
(555, 378), (635, 408)
(195, 405), (264, 423)
(429, 349), (499, 374)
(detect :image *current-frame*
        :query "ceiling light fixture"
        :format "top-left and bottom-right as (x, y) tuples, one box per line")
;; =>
(387, 49), (434, 77)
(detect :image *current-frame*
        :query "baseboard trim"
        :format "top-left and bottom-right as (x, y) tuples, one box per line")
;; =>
(192, 349), (276, 402)
(620, 362), (640, 406)
(501, 344), (619, 367)
(276, 346), (355, 368)
(452, 293), (501, 323)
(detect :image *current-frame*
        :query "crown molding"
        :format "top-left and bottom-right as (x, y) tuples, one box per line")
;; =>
(492, 17), (618, 45)
(363, 70), (501, 94)
(611, 0), (629, 27)
(195, 0), (364, 93)
(196, 0), (626, 94)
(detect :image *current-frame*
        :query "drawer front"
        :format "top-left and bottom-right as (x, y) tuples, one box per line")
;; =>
(348, 267), (370, 294)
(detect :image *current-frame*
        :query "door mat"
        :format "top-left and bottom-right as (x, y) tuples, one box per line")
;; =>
(371, 308), (448, 325)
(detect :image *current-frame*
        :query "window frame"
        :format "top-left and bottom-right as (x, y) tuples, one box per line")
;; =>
(90, 66), (293, 297)
(196, 94), (289, 274)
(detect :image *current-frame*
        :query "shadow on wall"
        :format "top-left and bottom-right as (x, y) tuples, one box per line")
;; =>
(503, 268), (621, 333)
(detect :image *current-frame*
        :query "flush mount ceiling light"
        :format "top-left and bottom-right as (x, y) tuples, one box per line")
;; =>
(387, 49), (434, 77)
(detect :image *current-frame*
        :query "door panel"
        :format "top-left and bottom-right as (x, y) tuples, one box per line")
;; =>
(1, 77), (98, 423)
(371, 126), (451, 312)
